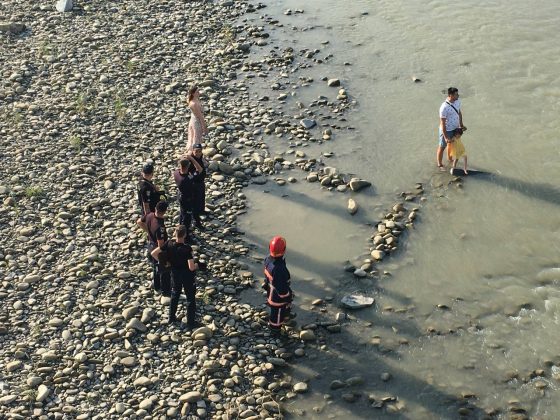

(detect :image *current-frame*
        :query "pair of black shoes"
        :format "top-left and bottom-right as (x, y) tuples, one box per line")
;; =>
(168, 318), (200, 331)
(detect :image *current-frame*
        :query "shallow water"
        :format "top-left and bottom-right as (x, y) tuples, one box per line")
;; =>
(239, 0), (560, 418)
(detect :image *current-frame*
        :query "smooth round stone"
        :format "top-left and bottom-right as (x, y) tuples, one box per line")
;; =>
(27, 376), (43, 387)
(115, 403), (125, 414)
(139, 399), (153, 410)
(179, 391), (202, 403)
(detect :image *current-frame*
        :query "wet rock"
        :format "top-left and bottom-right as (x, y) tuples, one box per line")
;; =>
(537, 267), (560, 283)
(346, 376), (364, 386)
(349, 178), (371, 192)
(300, 119), (316, 129)
(341, 295), (374, 309)
(300, 330), (316, 341)
(293, 382), (308, 393)
(371, 250), (385, 260)
(347, 198), (358, 215)
(330, 380), (346, 390)
(327, 78), (341, 87)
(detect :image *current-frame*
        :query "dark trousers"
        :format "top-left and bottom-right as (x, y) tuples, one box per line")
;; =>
(192, 183), (205, 224)
(169, 272), (196, 325)
(269, 304), (291, 330)
(147, 247), (170, 295)
(179, 201), (193, 230)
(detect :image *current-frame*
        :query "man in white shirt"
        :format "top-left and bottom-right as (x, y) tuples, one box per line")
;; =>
(437, 87), (467, 170)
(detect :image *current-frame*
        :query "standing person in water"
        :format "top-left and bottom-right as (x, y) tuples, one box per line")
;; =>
(186, 85), (208, 151)
(437, 87), (467, 171)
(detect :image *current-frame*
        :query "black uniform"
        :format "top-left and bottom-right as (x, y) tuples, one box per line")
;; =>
(138, 178), (157, 216)
(142, 212), (171, 295)
(173, 169), (195, 230)
(263, 255), (293, 330)
(161, 240), (196, 325)
(188, 156), (207, 225)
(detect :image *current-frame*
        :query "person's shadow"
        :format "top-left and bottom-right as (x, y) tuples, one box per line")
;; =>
(453, 169), (560, 206)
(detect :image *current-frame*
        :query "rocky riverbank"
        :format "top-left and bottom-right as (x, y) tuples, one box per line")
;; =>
(0, 0), (478, 418)
(0, 1), (333, 418)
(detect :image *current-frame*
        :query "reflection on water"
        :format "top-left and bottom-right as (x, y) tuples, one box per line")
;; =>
(240, 0), (560, 417)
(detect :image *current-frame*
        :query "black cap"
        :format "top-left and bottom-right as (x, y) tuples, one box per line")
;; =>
(193, 143), (203, 150)
(142, 163), (154, 174)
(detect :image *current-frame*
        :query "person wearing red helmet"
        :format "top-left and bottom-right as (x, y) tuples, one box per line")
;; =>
(263, 236), (293, 333)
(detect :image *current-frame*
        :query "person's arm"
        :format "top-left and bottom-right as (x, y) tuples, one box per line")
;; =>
(459, 111), (466, 130)
(155, 226), (165, 248)
(187, 258), (199, 271)
(137, 218), (147, 232)
(142, 202), (150, 216)
(440, 117), (451, 143)
(188, 155), (203, 173)
(274, 270), (292, 300)
(151, 247), (161, 261)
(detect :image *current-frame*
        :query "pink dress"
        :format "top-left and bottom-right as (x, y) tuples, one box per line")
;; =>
(187, 105), (203, 150)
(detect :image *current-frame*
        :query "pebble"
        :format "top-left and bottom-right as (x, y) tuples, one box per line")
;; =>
(36, 384), (51, 402)
(300, 330), (316, 341)
(179, 391), (202, 403)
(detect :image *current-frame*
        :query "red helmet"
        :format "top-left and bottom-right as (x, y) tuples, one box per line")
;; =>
(269, 236), (286, 257)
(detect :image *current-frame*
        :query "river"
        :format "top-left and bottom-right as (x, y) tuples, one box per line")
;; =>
(238, 0), (560, 418)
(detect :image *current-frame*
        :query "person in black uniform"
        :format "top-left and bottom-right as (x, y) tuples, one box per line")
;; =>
(151, 225), (199, 327)
(188, 144), (208, 230)
(173, 155), (202, 233)
(263, 236), (293, 333)
(137, 163), (161, 216)
(136, 201), (171, 295)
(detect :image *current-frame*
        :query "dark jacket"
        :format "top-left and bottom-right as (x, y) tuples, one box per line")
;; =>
(263, 255), (292, 307)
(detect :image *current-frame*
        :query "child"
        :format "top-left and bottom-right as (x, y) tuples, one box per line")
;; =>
(262, 236), (293, 333)
(448, 130), (468, 175)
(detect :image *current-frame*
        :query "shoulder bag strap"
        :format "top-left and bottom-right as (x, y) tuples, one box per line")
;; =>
(445, 101), (460, 115)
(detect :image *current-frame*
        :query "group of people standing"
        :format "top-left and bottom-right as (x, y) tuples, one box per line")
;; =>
(134, 85), (294, 334)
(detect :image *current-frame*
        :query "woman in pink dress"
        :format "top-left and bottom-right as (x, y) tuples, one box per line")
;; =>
(186, 85), (208, 151)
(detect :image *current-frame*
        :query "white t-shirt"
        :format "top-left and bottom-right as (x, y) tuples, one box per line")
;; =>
(439, 99), (461, 131)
